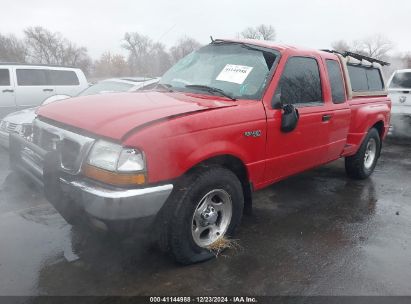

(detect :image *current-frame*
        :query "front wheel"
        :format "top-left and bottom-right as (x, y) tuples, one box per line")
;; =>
(163, 167), (244, 265)
(345, 128), (381, 180)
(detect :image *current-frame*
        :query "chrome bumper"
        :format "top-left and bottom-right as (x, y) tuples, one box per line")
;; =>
(10, 133), (173, 222)
(60, 178), (173, 220)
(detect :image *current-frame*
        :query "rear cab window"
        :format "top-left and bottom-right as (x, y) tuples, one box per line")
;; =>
(347, 64), (384, 92)
(0, 69), (11, 86)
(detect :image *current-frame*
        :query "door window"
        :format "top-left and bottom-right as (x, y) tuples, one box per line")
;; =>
(326, 60), (346, 103)
(0, 69), (10, 86)
(274, 57), (323, 106)
(16, 69), (49, 86)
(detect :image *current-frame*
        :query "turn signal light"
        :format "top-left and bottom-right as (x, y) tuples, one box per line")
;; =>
(83, 164), (146, 186)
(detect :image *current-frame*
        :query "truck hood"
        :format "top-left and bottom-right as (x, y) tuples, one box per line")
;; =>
(37, 91), (235, 140)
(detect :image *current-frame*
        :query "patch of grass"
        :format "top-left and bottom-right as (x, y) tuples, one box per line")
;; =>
(207, 236), (242, 258)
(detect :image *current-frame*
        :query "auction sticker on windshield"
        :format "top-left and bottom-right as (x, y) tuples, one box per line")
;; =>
(216, 64), (253, 84)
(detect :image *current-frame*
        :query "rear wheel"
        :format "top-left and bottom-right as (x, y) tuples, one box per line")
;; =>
(162, 166), (244, 265)
(345, 128), (381, 180)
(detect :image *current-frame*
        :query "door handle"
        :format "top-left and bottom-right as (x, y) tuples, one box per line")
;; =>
(2, 89), (14, 93)
(43, 88), (54, 92)
(322, 114), (332, 122)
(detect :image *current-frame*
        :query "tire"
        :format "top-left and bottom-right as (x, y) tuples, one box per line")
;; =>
(345, 128), (381, 180)
(161, 166), (244, 265)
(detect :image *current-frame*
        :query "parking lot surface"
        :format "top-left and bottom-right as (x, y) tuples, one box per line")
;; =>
(0, 140), (410, 296)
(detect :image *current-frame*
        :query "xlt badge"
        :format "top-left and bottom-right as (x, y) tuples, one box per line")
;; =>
(244, 130), (262, 137)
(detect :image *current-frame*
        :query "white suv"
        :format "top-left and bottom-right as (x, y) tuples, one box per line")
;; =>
(0, 64), (88, 119)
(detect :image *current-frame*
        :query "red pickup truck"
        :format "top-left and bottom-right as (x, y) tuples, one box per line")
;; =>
(10, 39), (391, 264)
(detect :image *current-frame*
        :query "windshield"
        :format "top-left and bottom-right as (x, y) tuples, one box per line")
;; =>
(389, 72), (411, 89)
(79, 81), (134, 96)
(159, 43), (278, 100)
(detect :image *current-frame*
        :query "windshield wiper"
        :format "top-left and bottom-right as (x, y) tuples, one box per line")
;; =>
(185, 85), (237, 101)
(156, 83), (174, 92)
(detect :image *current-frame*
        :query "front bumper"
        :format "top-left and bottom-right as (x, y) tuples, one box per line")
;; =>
(9, 133), (173, 222)
(60, 178), (173, 221)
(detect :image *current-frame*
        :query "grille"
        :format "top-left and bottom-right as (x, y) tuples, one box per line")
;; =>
(40, 130), (60, 151)
(0, 121), (18, 133)
(32, 125), (40, 144)
(61, 139), (81, 170)
(6, 122), (18, 133)
(0, 121), (6, 132)
(32, 120), (94, 174)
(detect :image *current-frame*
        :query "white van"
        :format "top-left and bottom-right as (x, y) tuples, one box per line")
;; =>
(0, 64), (88, 118)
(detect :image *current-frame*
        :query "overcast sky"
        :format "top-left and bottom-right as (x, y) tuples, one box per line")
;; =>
(2, 0), (410, 58)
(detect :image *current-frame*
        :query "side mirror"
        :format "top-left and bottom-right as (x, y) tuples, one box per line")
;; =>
(281, 104), (299, 133)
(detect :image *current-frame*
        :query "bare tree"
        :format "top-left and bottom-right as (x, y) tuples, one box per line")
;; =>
(122, 32), (156, 76)
(169, 37), (202, 64)
(239, 24), (276, 41)
(331, 39), (351, 53)
(358, 35), (393, 60)
(331, 34), (393, 60)
(24, 26), (92, 73)
(239, 27), (260, 40)
(0, 33), (27, 63)
(256, 24), (276, 41)
(123, 32), (201, 76)
(403, 53), (411, 68)
(93, 52), (130, 78)
(150, 42), (172, 76)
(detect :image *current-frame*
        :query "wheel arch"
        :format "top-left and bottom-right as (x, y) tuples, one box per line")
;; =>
(372, 120), (385, 138)
(371, 120), (384, 157)
(185, 154), (253, 215)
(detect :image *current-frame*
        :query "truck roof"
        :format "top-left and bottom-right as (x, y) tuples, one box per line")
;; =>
(216, 38), (328, 56)
(217, 39), (390, 67)
(0, 62), (81, 69)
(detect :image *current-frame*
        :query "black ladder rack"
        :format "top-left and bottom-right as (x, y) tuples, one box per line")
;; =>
(321, 49), (390, 66)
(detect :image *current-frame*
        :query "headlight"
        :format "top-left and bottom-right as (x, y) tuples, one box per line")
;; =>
(87, 140), (123, 171)
(85, 140), (146, 186)
(117, 148), (145, 172)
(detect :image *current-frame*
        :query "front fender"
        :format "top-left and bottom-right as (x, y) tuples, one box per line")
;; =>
(123, 100), (268, 184)
(184, 140), (247, 169)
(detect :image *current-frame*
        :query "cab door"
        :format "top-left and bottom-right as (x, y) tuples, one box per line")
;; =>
(263, 55), (335, 183)
(322, 58), (351, 162)
(0, 68), (16, 118)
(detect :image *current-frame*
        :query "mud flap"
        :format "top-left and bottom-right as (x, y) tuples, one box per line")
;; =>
(43, 151), (77, 225)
